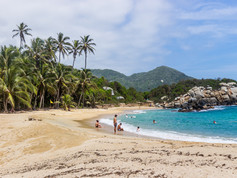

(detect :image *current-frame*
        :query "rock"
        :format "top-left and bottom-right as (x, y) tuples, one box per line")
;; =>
(28, 117), (36, 121)
(174, 102), (181, 108)
(231, 87), (237, 94)
(220, 82), (228, 87)
(222, 94), (230, 101)
(227, 82), (236, 87)
(181, 102), (189, 108)
(165, 85), (237, 111)
(210, 92), (215, 97)
(188, 91), (195, 97)
(161, 96), (168, 100)
(209, 97), (217, 105)
(221, 86), (228, 92)
(175, 97), (180, 101)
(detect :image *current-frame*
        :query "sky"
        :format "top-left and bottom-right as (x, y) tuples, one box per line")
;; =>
(1, 0), (237, 79)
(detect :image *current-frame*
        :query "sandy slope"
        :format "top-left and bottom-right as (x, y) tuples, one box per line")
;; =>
(0, 108), (237, 178)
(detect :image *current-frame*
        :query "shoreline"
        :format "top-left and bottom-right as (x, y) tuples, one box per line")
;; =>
(1, 107), (237, 177)
(86, 107), (237, 145)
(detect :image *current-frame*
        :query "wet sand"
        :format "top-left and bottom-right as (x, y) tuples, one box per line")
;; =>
(0, 107), (237, 178)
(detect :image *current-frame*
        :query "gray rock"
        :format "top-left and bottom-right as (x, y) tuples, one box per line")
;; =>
(222, 95), (229, 101)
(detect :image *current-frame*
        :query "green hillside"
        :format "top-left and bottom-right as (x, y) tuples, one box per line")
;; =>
(91, 66), (193, 91)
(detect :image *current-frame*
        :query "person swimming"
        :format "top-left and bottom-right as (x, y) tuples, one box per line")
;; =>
(153, 120), (157, 124)
(213, 121), (217, 124)
(95, 120), (101, 128)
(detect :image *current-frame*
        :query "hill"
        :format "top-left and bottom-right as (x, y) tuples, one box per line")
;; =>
(91, 66), (193, 91)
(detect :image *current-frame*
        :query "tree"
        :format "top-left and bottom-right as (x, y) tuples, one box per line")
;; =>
(25, 37), (45, 70)
(0, 46), (31, 112)
(44, 37), (57, 63)
(61, 94), (76, 111)
(79, 35), (96, 69)
(68, 40), (81, 69)
(52, 64), (74, 108)
(77, 69), (95, 107)
(54, 33), (70, 64)
(12, 22), (32, 48)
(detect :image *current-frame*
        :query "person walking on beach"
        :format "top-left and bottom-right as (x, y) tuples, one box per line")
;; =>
(113, 114), (118, 133)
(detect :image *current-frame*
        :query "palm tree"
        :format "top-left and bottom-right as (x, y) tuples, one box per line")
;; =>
(77, 69), (94, 107)
(0, 46), (32, 112)
(44, 37), (57, 63)
(0, 45), (19, 73)
(68, 40), (81, 69)
(52, 64), (75, 108)
(54, 33), (70, 64)
(79, 35), (96, 69)
(61, 94), (76, 111)
(34, 63), (56, 109)
(25, 38), (45, 70)
(12, 22), (32, 48)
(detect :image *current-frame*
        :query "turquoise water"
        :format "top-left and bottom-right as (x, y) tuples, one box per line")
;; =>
(100, 106), (237, 143)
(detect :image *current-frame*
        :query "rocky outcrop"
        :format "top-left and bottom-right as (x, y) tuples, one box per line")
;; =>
(161, 82), (237, 112)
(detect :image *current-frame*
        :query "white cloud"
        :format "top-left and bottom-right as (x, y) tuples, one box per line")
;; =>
(1, 0), (237, 80)
(0, 0), (174, 75)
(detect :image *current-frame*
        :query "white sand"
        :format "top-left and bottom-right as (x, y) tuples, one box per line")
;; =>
(0, 107), (237, 178)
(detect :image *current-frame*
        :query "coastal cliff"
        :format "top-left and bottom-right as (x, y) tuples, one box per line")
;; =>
(161, 82), (237, 111)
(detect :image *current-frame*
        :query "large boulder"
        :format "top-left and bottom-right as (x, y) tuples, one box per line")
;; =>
(166, 85), (237, 112)
(209, 97), (218, 105)
(222, 94), (230, 102)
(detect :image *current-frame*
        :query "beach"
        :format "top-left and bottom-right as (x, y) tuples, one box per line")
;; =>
(0, 107), (237, 178)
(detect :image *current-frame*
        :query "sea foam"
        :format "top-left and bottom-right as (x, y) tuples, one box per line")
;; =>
(133, 110), (147, 114)
(99, 118), (237, 144)
(198, 106), (225, 112)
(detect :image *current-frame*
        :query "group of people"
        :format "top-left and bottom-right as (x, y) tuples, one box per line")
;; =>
(96, 114), (158, 133)
(95, 114), (124, 133)
(113, 114), (124, 133)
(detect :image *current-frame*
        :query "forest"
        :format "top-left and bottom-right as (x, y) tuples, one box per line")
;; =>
(0, 23), (145, 112)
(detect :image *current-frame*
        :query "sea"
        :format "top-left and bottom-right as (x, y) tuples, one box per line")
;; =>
(100, 105), (237, 144)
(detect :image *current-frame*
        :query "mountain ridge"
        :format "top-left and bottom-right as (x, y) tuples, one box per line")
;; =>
(91, 66), (193, 91)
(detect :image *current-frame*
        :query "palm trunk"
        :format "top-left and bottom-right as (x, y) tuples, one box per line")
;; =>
(39, 89), (45, 109)
(3, 94), (8, 112)
(56, 90), (60, 108)
(72, 56), (76, 69)
(82, 94), (85, 108)
(84, 51), (87, 69)
(78, 91), (83, 107)
(59, 52), (61, 64)
(42, 91), (45, 108)
(56, 84), (61, 108)
(33, 94), (37, 110)
(20, 40), (23, 49)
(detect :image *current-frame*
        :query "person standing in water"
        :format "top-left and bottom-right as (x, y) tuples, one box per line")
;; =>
(113, 114), (118, 133)
(137, 126), (140, 132)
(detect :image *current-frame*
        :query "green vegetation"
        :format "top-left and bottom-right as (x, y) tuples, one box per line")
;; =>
(91, 66), (193, 92)
(147, 78), (237, 103)
(0, 22), (145, 112)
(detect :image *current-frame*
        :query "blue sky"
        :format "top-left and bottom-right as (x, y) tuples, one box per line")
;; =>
(1, 0), (237, 79)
